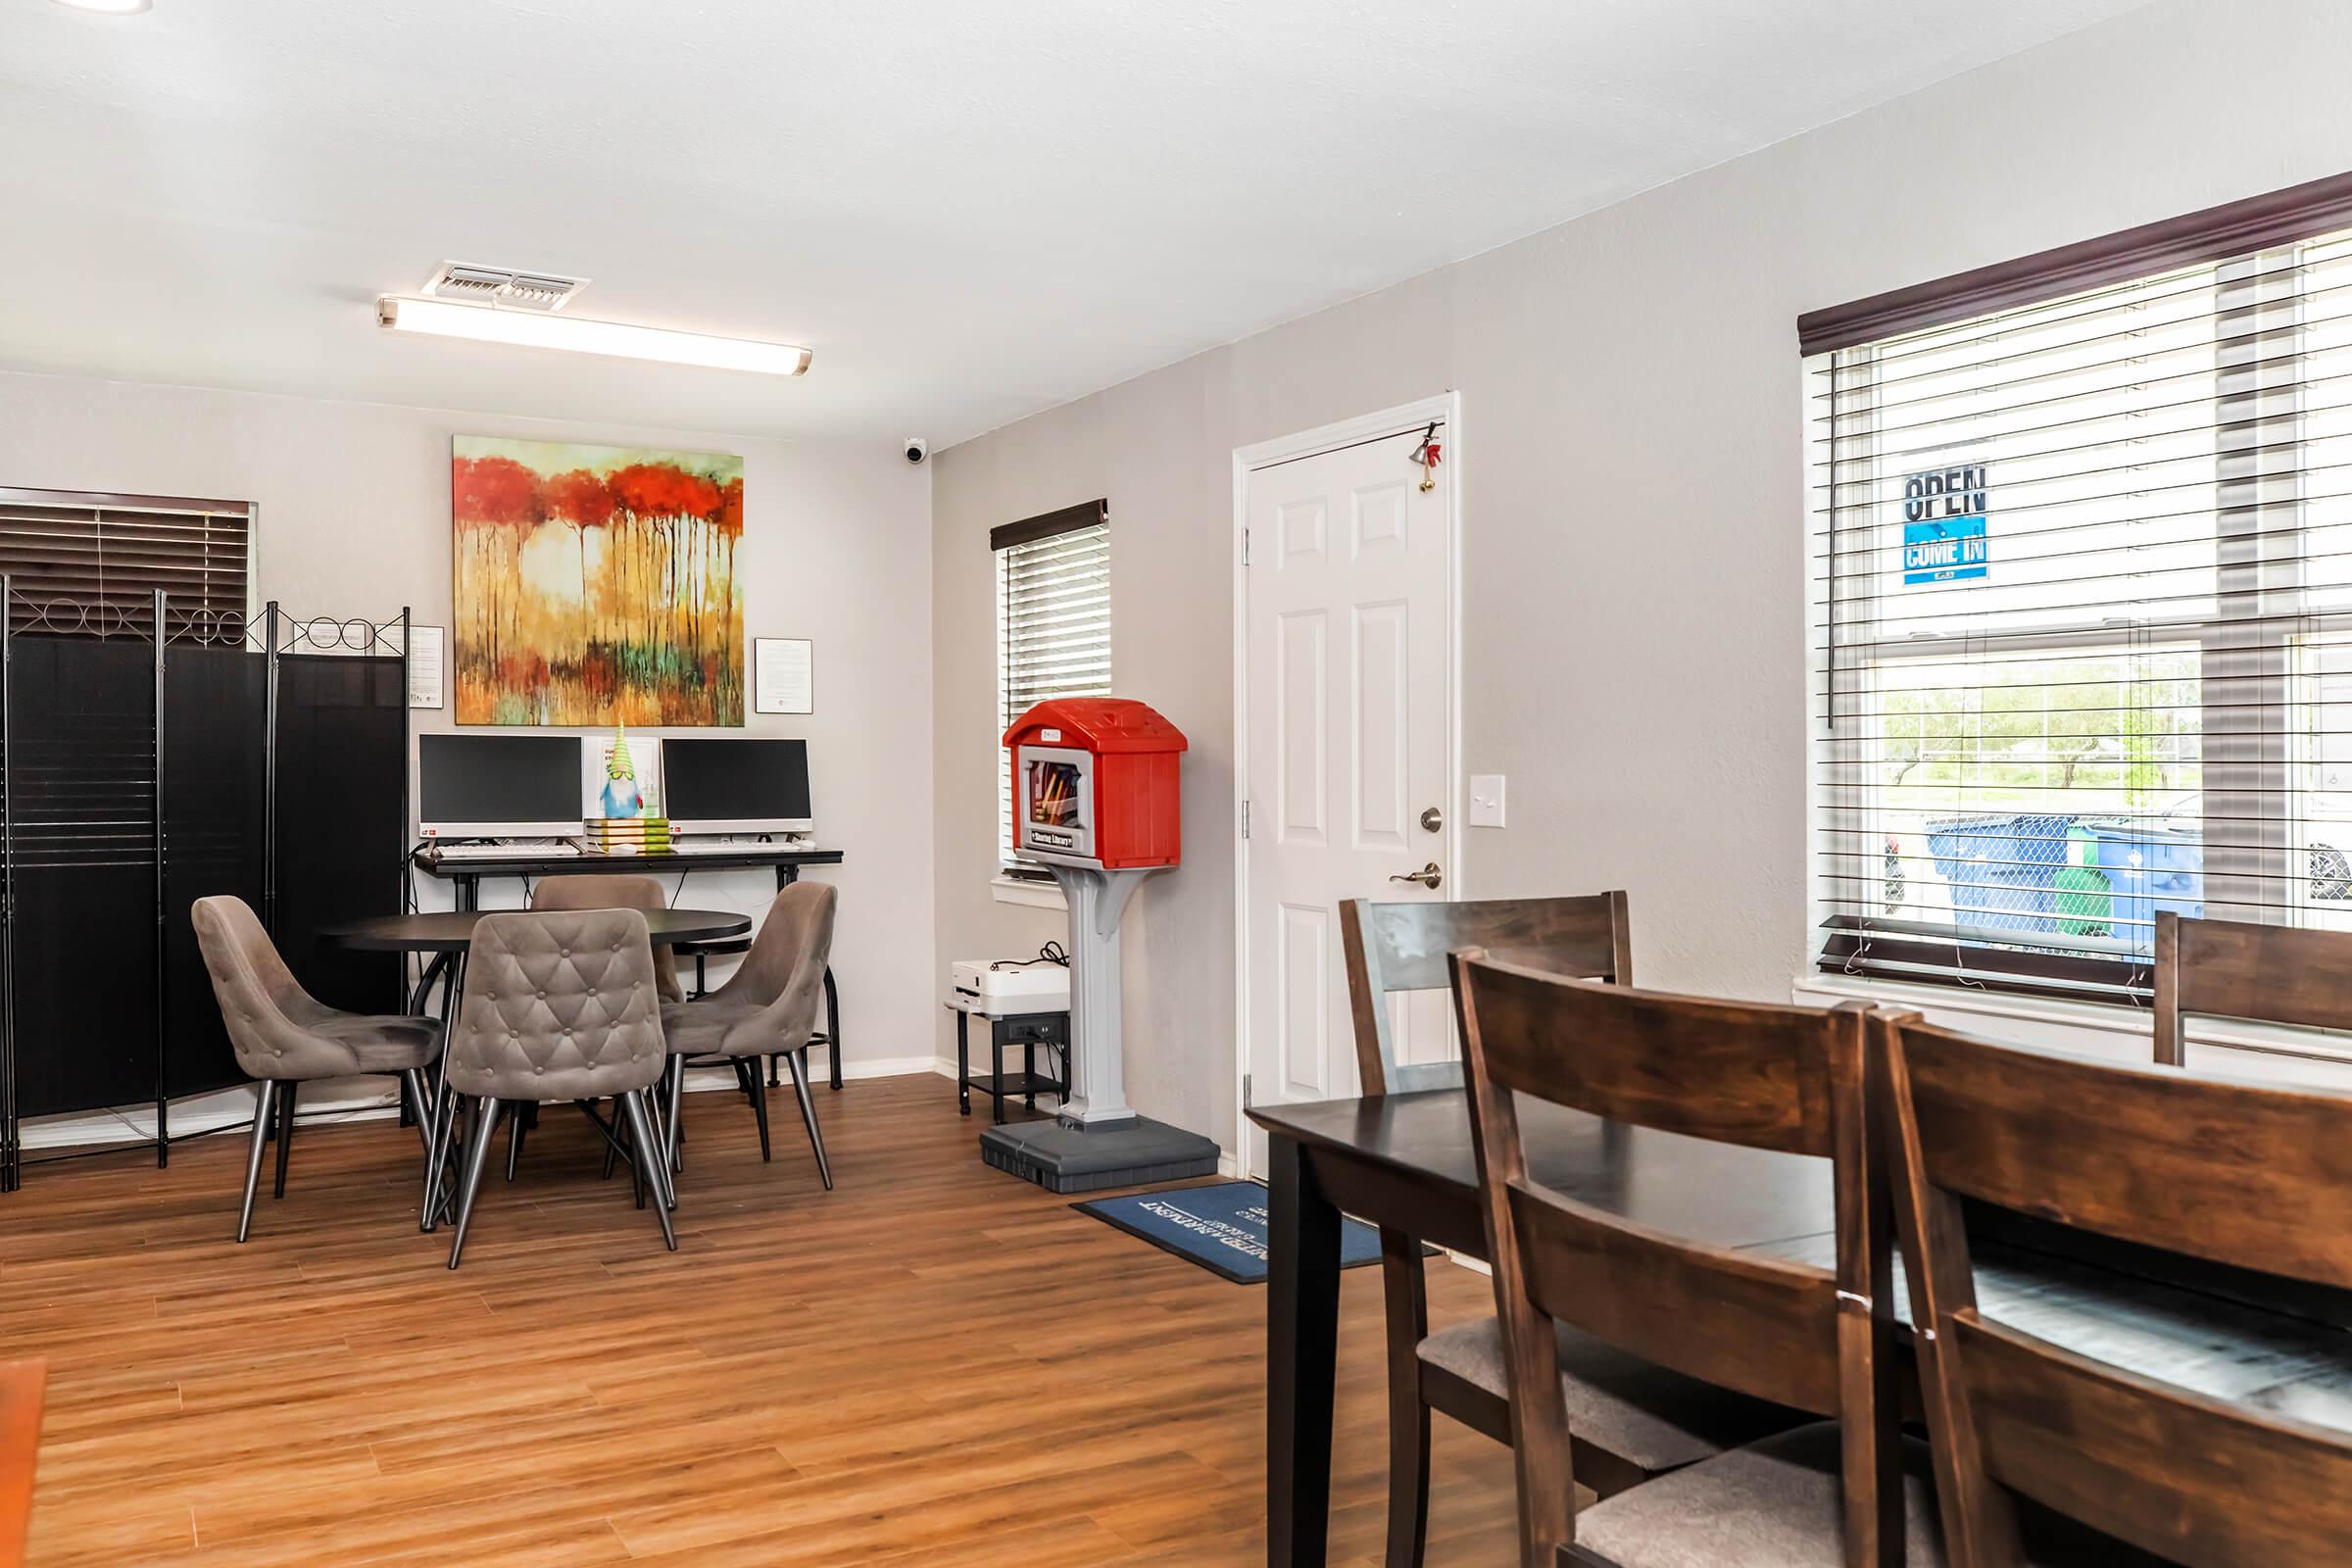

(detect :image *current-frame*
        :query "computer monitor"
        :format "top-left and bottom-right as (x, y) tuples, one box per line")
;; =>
(662, 738), (812, 835)
(416, 734), (584, 838)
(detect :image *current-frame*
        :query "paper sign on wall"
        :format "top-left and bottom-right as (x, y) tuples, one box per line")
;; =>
(407, 625), (446, 709)
(755, 638), (814, 714)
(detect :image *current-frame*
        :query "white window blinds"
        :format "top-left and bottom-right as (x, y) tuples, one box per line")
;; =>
(0, 488), (254, 642)
(1810, 200), (2352, 1000)
(994, 502), (1109, 875)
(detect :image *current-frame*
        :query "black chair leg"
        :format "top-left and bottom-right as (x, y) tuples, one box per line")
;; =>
(272, 1080), (298, 1199)
(446, 1097), (503, 1269)
(783, 1049), (832, 1191)
(601, 1098), (622, 1182)
(620, 1091), (677, 1251)
(506, 1102), (525, 1182)
(236, 1081), (276, 1243)
(744, 1056), (772, 1162)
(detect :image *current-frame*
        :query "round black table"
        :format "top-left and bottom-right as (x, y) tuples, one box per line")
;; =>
(321, 907), (752, 1232)
(320, 907), (751, 952)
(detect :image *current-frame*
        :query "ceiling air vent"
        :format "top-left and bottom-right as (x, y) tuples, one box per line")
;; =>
(420, 262), (588, 313)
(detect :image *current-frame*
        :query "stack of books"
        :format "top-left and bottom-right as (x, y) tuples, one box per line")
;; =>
(582, 815), (672, 856)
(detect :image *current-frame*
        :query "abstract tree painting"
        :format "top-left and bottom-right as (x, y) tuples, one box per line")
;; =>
(451, 437), (744, 725)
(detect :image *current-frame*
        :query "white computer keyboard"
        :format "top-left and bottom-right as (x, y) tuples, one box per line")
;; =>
(427, 841), (583, 860)
(666, 839), (757, 856)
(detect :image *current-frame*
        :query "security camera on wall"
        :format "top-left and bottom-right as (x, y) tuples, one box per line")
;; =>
(905, 437), (928, 465)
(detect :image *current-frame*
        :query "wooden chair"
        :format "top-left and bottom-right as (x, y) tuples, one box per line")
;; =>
(2151, 908), (2352, 1065)
(1877, 1011), (2352, 1566)
(1453, 954), (1920, 1568)
(0, 1359), (43, 1568)
(1344, 895), (1803, 1567)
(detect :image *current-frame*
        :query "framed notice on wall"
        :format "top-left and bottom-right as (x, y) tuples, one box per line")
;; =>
(755, 637), (813, 714)
(407, 625), (446, 709)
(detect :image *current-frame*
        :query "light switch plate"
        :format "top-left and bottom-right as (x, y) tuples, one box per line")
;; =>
(1469, 774), (1506, 828)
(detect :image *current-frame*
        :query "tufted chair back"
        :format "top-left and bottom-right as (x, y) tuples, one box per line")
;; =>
(709, 882), (836, 1038)
(192, 894), (350, 1080)
(528, 874), (684, 1002)
(448, 909), (667, 1102)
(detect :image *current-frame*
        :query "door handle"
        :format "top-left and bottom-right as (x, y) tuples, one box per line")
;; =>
(1389, 861), (1444, 890)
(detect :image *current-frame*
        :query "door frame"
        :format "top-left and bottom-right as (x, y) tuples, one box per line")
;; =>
(1230, 391), (1465, 1166)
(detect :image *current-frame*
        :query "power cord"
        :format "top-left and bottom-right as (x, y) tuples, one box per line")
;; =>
(990, 941), (1068, 972)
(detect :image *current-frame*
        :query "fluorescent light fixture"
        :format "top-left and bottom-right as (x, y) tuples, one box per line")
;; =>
(50, 0), (152, 12)
(376, 296), (810, 377)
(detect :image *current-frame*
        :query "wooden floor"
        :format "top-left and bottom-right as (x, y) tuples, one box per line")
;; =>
(1, 1075), (1519, 1565)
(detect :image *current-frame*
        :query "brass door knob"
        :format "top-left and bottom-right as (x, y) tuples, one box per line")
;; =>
(1388, 862), (1443, 890)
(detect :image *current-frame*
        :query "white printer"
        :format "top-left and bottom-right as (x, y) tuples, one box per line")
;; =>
(949, 957), (1070, 1013)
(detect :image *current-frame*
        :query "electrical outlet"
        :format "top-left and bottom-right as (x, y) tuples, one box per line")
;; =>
(1469, 774), (1506, 828)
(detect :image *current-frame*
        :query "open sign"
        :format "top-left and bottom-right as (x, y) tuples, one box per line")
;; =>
(1902, 463), (1989, 584)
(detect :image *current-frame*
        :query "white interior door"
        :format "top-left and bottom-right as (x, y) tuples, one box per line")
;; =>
(1243, 419), (1453, 1178)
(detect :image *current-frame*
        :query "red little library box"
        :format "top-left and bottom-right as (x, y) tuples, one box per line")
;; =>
(1004, 698), (1186, 870)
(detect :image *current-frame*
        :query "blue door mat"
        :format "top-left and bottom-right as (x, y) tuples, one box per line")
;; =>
(1074, 1179), (1411, 1285)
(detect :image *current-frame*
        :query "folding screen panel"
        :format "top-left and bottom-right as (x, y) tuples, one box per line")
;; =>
(271, 649), (405, 1017)
(6, 635), (160, 1123)
(161, 641), (267, 1099)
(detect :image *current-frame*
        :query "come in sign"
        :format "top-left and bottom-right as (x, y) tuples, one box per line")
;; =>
(1902, 464), (1988, 585)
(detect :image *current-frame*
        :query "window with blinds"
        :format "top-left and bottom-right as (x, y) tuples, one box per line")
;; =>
(994, 501), (1109, 877)
(1808, 188), (2352, 1000)
(0, 488), (254, 643)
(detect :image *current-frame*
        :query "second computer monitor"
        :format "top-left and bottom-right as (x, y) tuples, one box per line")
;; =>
(662, 738), (812, 835)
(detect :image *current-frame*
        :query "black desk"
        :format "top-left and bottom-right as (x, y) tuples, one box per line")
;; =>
(412, 844), (848, 1090)
(414, 844), (844, 902)
(1249, 1090), (2352, 1568)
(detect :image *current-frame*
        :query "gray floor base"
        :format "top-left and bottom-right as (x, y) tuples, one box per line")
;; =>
(979, 1114), (1221, 1195)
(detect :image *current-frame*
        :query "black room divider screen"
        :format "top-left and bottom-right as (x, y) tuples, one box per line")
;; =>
(0, 592), (411, 1192)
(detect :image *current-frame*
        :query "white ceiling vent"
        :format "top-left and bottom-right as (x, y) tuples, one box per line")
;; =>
(419, 262), (588, 312)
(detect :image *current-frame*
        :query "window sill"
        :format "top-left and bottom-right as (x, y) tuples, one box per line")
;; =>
(1793, 970), (2352, 1087)
(991, 874), (1064, 910)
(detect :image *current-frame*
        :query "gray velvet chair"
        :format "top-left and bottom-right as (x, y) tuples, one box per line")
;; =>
(660, 881), (836, 1190)
(510, 875), (684, 1179)
(528, 875), (686, 1003)
(189, 895), (440, 1243)
(441, 907), (675, 1267)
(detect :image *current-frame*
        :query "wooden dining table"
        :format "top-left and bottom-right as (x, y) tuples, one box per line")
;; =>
(1250, 1088), (2352, 1568)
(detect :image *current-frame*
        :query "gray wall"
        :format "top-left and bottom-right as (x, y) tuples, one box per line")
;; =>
(930, 0), (2352, 1151)
(0, 370), (941, 1078)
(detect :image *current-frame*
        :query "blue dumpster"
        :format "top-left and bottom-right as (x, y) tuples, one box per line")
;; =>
(1924, 813), (2075, 934)
(2073, 818), (2204, 953)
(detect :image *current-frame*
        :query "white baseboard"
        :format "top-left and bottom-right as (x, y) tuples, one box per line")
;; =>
(19, 1054), (952, 1152)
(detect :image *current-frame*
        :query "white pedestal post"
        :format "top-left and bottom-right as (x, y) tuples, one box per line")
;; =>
(1046, 864), (1157, 1126)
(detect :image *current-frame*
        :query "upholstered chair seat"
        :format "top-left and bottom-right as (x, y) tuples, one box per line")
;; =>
(190, 894), (440, 1242)
(1416, 1316), (1802, 1479)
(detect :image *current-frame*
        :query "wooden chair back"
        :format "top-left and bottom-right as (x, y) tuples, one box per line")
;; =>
(1452, 953), (1898, 1568)
(1342, 892), (1629, 1096)
(1876, 1010), (2352, 1566)
(2152, 909), (2352, 1065)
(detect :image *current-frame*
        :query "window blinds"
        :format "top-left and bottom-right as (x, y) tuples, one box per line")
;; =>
(994, 502), (1109, 874)
(0, 489), (253, 643)
(1810, 219), (2352, 1000)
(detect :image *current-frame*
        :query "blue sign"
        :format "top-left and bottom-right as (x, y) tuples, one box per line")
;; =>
(1904, 514), (1988, 583)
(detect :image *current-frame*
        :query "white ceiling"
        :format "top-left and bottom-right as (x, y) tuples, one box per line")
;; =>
(0, 0), (2149, 448)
